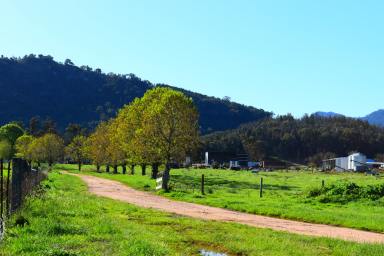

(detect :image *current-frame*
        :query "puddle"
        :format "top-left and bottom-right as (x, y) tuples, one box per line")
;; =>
(199, 249), (227, 256)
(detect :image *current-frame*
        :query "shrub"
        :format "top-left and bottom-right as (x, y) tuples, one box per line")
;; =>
(307, 182), (384, 203)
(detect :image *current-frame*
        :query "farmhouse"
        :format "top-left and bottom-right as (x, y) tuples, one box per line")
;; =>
(322, 152), (369, 172)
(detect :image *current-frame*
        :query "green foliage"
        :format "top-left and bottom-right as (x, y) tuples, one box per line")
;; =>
(65, 135), (87, 170)
(15, 134), (35, 161)
(0, 123), (24, 145)
(30, 133), (64, 165)
(0, 140), (13, 160)
(203, 114), (384, 163)
(0, 123), (25, 158)
(85, 122), (110, 168)
(2, 170), (384, 255)
(0, 55), (270, 133)
(113, 87), (200, 189)
(307, 182), (384, 203)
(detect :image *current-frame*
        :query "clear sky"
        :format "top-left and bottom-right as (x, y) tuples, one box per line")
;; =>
(1, 0), (383, 117)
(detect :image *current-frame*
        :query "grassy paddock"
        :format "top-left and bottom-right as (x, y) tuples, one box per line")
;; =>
(57, 164), (384, 232)
(1, 170), (384, 255)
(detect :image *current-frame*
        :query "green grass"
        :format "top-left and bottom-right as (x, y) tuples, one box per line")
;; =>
(1, 170), (384, 255)
(57, 164), (384, 233)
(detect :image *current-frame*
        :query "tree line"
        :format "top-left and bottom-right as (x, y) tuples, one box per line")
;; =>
(202, 114), (384, 166)
(2, 88), (199, 190)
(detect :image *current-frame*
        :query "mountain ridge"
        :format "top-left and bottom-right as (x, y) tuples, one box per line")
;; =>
(313, 110), (384, 127)
(0, 54), (271, 133)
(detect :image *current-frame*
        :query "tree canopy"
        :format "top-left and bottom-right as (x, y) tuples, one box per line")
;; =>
(30, 133), (64, 166)
(113, 87), (200, 189)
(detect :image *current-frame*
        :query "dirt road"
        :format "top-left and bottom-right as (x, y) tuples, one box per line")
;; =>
(68, 173), (384, 243)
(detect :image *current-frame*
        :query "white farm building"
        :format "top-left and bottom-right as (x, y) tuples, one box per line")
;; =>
(322, 153), (368, 172)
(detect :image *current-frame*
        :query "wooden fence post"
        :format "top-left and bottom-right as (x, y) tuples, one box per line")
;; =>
(201, 174), (205, 195)
(10, 158), (29, 213)
(6, 161), (10, 215)
(260, 177), (263, 198)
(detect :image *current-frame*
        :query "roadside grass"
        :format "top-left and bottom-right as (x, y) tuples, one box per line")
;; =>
(1, 170), (384, 255)
(57, 164), (384, 233)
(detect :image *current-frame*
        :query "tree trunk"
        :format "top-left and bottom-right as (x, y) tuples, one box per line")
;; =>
(106, 165), (110, 173)
(122, 164), (126, 174)
(78, 161), (82, 171)
(162, 163), (170, 191)
(141, 164), (146, 176)
(113, 165), (118, 174)
(131, 164), (135, 175)
(151, 163), (159, 179)
(96, 164), (100, 172)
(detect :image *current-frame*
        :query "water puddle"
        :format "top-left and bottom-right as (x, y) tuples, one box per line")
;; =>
(199, 249), (227, 256)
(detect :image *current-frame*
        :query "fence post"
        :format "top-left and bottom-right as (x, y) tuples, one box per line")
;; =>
(260, 177), (263, 198)
(201, 174), (205, 195)
(322, 180), (325, 188)
(6, 161), (10, 215)
(10, 158), (29, 213)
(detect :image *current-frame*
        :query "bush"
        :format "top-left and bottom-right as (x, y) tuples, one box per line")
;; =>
(307, 182), (384, 203)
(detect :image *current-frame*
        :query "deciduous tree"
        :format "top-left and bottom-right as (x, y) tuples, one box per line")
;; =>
(15, 134), (35, 163)
(30, 133), (64, 167)
(86, 122), (110, 172)
(65, 135), (87, 171)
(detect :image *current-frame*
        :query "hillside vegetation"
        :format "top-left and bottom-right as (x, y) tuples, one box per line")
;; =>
(0, 55), (270, 133)
(202, 115), (384, 163)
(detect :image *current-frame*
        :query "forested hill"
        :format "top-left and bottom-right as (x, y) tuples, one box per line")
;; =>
(202, 115), (384, 164)
(0, 55), (271, 133)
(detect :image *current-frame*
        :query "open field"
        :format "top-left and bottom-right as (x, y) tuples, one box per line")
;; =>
(1, 170), (384, 255)
(58, 164), (384, 233)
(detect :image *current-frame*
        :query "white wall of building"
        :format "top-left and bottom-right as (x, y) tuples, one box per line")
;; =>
(348, 153), (367, 171)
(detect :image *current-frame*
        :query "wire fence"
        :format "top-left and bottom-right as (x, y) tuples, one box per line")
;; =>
(0, 158), (47, 238)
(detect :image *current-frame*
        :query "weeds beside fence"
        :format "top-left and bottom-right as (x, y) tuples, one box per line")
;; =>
(0, 158), (47, 237)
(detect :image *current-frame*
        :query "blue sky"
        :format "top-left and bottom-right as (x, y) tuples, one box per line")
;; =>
(1, 0), (383, 117)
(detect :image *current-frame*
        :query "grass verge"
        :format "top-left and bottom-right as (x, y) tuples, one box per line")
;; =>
(57, 164), (384, 233)
(1, 170), (384, 255)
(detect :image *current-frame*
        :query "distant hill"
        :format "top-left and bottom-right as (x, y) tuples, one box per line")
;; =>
(361, 110), (384, 127)
(313, 110), (384, 127)
(313, 111), (343, 118)
(0, 55), (271, 134)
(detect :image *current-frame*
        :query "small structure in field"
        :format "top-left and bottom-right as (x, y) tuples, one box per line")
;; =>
(203, 151), (256, 169)
(322, 152), (368, 172)
(260, 159), (289, 170)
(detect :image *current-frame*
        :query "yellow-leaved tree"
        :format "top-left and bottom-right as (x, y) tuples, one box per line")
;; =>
(65, 135), (87, 171)
(85, 122), (110, 172)
(116, 87), (199, 190)
(30, 133), (64, 167)
(15, 134), (35, 163)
